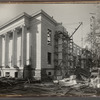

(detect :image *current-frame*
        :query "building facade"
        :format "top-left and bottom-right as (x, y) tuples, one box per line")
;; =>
(0, 10), (71, 80)
(0, 10), (89, 80)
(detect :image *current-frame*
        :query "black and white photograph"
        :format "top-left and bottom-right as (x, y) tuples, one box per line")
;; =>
(0, 3), (100, 97)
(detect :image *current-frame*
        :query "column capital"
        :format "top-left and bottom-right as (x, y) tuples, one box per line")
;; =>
(3, 32), (8, 36)
(20, 24), (26, 28)
(20, 24), (29, 30)
(4, 32), (10, 37)
(11, 28), (19, 33)
(0, 35), (4, 38)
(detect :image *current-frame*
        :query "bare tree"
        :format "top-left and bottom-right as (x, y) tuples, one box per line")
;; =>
(85, 6), (100, 68)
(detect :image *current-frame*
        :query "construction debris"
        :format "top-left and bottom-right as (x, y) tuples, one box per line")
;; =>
(0, 76), (99, 97)
(53, 75), (77, 87)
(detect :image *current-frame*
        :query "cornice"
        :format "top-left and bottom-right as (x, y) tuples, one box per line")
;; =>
(0, 12), (31, 30)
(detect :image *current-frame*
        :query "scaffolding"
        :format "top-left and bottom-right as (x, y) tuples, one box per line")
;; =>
(68, 37), (74, 74)
(54, 22), (82, 79)
(54, 31), (72, 78)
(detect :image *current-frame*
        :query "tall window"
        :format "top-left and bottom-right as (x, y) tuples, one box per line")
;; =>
(47, 29), (52, 45)
(48, 52), (52, 64)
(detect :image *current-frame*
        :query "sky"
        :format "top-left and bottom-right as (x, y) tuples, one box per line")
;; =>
(0, 4), (98, 47)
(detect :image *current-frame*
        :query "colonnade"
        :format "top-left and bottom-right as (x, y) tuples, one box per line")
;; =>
(0, 25), (30, 68)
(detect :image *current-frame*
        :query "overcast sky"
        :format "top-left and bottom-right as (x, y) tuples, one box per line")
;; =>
(0, 4), (98, 47)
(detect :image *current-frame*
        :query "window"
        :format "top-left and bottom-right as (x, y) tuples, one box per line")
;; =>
(0, 71), (1, 76)
(48, 52), (52, 64)
(15, 72), (18, 78)
(47, 29), (52, 45)
(77, 50), (80, 55)
(48, 72), (51, 75)
(5, 72), (10, 77)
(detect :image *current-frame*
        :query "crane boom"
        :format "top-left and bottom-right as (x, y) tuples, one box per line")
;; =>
(70, 22), (83, 38)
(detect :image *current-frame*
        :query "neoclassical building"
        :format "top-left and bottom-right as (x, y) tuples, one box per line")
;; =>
(1, 9), (84, 81)
(0, 10), (69, 80)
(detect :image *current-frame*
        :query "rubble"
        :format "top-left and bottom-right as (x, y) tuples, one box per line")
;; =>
(56, 75), (77, 87)
(0, 76), (99, 97)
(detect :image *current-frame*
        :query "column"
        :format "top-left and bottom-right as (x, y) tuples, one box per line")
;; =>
(12, 29), (17, 66)
(5, 33), (9, 66)
(21, 25), (27, 67)
(2, 36), (5, 66)
(0, 36), (2, 66)
(26, 32), (30, 65)
(17, 32), (21, 67)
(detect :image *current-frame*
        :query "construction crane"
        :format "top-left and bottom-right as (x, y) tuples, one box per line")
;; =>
(68, 22), (83, 75)
(69, 22), (83, 38)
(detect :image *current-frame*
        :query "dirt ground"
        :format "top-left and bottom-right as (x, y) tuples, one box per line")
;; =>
(0, 79), (99, 97)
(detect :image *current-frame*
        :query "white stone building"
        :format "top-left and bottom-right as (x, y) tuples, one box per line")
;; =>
(0, 10), (69, 80)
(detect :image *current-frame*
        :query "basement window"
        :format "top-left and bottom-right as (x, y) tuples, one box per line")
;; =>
(0, 71), (1, 76)
(48, 72), (51, 75)
(15, 72), (18, 78)
(47, 29), (52, 45)
(48, 52), (52, 64)
(5, 72), (10, 77)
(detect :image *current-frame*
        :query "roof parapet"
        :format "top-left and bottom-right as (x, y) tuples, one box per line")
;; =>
(31, 9), (58, 25)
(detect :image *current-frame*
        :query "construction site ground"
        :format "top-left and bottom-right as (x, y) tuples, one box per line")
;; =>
(0, 78), (100, 97)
